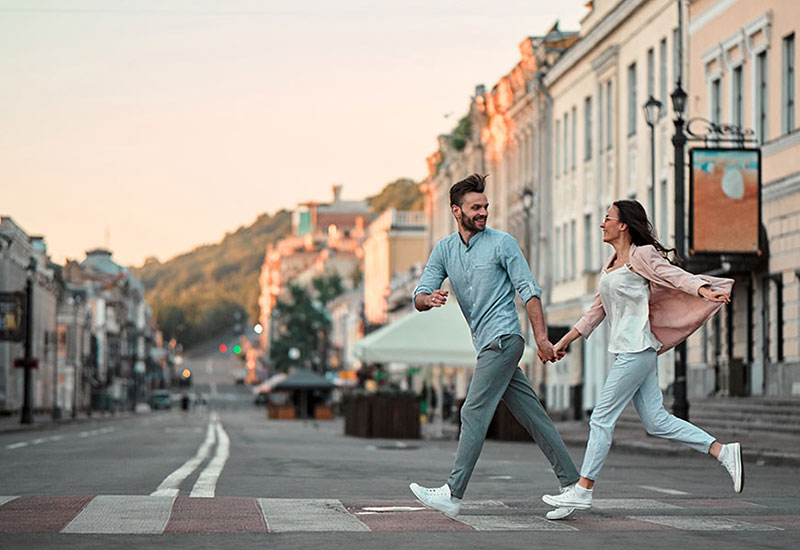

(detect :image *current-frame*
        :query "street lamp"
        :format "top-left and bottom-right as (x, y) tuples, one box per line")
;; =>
(671, 79), (690, 421)
(521, 188), (535, 382)
(20, 258), (37, 424)
(643, 96), (663, 220)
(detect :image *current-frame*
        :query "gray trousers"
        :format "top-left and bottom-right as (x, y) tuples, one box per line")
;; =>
(447, 334), (580, 499)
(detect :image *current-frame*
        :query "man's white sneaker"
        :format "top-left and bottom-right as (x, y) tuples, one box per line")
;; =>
(409, 482), (461, 518)
(544, 486), (577, 520)
(542, 484), (592, 510)
(545, 507), (575, 520)
(719, 442), (744, 493)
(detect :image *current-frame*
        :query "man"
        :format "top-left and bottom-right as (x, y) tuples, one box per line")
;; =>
(409, 173), (579, 520)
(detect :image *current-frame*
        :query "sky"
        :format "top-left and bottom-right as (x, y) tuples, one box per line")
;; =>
(1, 0), (588, 267)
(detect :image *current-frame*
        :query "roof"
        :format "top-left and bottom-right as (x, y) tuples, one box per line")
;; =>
(271, 369), (335, 391)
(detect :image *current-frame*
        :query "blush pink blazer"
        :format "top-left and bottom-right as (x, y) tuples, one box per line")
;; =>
(574, 244), (734, 355)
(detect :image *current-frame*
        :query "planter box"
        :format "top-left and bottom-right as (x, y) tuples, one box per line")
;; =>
(314, 406), (334, 420)
(268, 406), (296, 420)
(343, 393), (420, 439)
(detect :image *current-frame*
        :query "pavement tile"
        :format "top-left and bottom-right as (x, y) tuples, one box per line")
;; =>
(343, 500), (473, 532)
(455, 514), (577, 531)
(258, 498), (370, 532)
(567, 514), (673, 531)
(164, 496), (267, 533)
(635, 515), (783, 531)
(668, 498), (765, 509)
(592, 498), (681, 511)
(62, 495), (176, 534)
(0, 495), (94, 533)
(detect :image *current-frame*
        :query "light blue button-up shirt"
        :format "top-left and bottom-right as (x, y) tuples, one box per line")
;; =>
(413, 227), (542, 354)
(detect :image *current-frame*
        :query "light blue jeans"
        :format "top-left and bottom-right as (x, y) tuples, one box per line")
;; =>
(580, 348), (716, 481)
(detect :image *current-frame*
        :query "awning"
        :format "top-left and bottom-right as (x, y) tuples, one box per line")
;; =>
(353, 300), (535, 367)
(272, 369), (335, 391)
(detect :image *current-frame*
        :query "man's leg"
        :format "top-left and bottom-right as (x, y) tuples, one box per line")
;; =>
(446, 336), (522, 498)
(501, 364), (580, 487)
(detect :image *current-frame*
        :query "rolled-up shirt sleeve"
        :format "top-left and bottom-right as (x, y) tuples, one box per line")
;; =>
(500, 234), (542, 304)
(413, 241), (447, 301)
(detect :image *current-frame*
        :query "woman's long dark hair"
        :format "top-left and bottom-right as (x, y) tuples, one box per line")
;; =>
(613, 199), (678, 261)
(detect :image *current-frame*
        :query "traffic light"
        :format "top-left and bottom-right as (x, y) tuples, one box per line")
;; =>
(219, 344), (227, 353)
(233, 345), (242, 355)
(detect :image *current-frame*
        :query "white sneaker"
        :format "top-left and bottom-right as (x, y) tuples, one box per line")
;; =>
(545, 506), (576, 520)
(545, 486), (577, 520)
(409, 482), (461, 518)
(719, 442), (744, 493)
(542, 483), (592, 510)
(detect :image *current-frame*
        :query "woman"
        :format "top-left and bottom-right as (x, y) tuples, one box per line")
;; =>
(542, 200), (742, 514)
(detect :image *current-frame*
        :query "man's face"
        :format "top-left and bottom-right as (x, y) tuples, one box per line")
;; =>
(453, 192), (489, 232)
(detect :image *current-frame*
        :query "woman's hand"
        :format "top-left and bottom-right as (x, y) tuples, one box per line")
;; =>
(553, 339), (569, 361)
(699, 286), (730, 303)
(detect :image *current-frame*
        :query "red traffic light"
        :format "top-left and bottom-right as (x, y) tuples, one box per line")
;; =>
(219, 344), (227, 353)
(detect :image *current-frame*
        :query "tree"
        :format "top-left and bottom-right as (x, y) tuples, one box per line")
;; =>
(269, 284), (330, 373)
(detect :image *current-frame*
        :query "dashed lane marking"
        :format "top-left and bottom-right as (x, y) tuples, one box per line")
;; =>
(639, 485), (690, 496)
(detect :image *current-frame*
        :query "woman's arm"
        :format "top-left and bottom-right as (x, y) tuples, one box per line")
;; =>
(633, 245), (710, 296)
(553, 327), (582, 358)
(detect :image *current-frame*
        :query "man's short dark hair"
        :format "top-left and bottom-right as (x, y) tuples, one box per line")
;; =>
(450, 173), (488, 207)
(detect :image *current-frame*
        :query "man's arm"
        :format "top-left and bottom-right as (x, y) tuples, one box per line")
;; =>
(525, 296), (556, 363)
(413, 242), (447, 312)
(500, 235), (556, 362)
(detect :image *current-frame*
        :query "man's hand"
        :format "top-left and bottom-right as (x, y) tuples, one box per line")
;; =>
(426, 289), (448, 308)
(537, 339), (557, 363)
(553, 339), (569, 361)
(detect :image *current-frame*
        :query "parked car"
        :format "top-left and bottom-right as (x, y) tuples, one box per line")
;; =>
(150, 389), (172, 410)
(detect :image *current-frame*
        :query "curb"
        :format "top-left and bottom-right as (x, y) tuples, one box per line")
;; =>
(0, 411), (138, 435)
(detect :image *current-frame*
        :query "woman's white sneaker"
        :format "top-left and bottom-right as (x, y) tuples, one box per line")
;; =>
(409, 482), (461, 518)
(545, 507), (576, 520)
(542, 483), (592, 510)
(719, 442), (744, 493)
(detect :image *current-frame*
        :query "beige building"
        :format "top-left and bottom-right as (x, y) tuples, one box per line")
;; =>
(362, 209), (427, 326)
(689, 0), (800, 396)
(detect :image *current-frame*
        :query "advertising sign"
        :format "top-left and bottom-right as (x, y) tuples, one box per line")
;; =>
(0, 292), (25, 342)
(689, 148), (761, 255)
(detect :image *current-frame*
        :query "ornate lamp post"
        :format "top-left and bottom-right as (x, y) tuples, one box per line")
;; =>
(643, 95), (663, 219)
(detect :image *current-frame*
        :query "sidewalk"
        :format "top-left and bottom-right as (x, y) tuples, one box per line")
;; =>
(422, 415), (800, 468)
(0, 410), (136, 434)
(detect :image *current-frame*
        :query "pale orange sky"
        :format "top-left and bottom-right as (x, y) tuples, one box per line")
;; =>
(1, 0), (588, 267)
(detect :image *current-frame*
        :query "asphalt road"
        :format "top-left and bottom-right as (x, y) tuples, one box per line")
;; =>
(1, 377), (798, 549)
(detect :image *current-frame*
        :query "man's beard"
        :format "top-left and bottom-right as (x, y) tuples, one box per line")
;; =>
(461, 212), (486, 232)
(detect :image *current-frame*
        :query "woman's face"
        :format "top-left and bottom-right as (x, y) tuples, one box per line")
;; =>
(600, 205), (625, 243)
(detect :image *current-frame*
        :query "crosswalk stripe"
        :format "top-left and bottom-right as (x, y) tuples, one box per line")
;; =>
(593, 498), (681, 510)
(635, 515), (783, 531)
(0, 496), (17, 506)
(62, 495), (176, 534)
(258, 498), (370, 532)
(456, 514), (578, 531)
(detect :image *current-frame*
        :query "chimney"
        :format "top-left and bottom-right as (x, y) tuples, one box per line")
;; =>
(332, 184), (343, 203)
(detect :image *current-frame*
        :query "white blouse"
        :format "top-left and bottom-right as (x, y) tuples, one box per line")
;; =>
(598, 264), (663, 354)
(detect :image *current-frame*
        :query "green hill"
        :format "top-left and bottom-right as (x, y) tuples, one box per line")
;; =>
(133, 178), (423, 349)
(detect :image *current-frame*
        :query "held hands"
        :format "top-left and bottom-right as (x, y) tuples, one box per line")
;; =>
(536, 339), (564, 363)
(426, 289), (448, 308)
(552, 338), (569, 360)
(699, 286), (730, 303)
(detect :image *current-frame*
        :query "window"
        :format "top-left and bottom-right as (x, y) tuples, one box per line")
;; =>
(606, 81), (613, 149)
(585, 96), (593, 161)
(659, 38), (667, 118)
(570, 220), (576, 279)
(628, 62), (637, 136)
(659, 179), (668, 241)
(757, 51), (768, 143)
(563, 113), (569, 174)
(711, 78), (721, 125)
(733, 65), (744, 128)
(783, 33), (795, 134)
(584, 213), (592, 273)
(571, 106), (577, 170)
(555, 120), (561, 177)
(673, 28), (681, 85)
(647, 48), (655, 98)
(555, 226), (562, 282)
(598, 84), (604, 151)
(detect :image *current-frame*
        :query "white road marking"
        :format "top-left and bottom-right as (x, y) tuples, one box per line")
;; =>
(190, 418), (230, 497)
(639, 485), (690, 496)
(360, 506), (426, 512)
(6, 442), (29, 449)
(62, 495), (176, 534)
(593, 498), (680, 510)
(258, 499), (370, 532)
(0, 496), (18, 506)
(457, 514), (577, 531)
(151, 415), (217, 497)
(636, 515), (782, 531)
(31, 438), (46, 445)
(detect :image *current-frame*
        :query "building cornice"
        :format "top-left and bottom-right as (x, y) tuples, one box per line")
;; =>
(544, 0), (648, 87)
(763, 170), (800, 202)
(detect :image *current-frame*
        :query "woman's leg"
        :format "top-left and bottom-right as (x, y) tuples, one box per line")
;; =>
(631, 363), (715, 454)
(579, 349), (657, 484)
